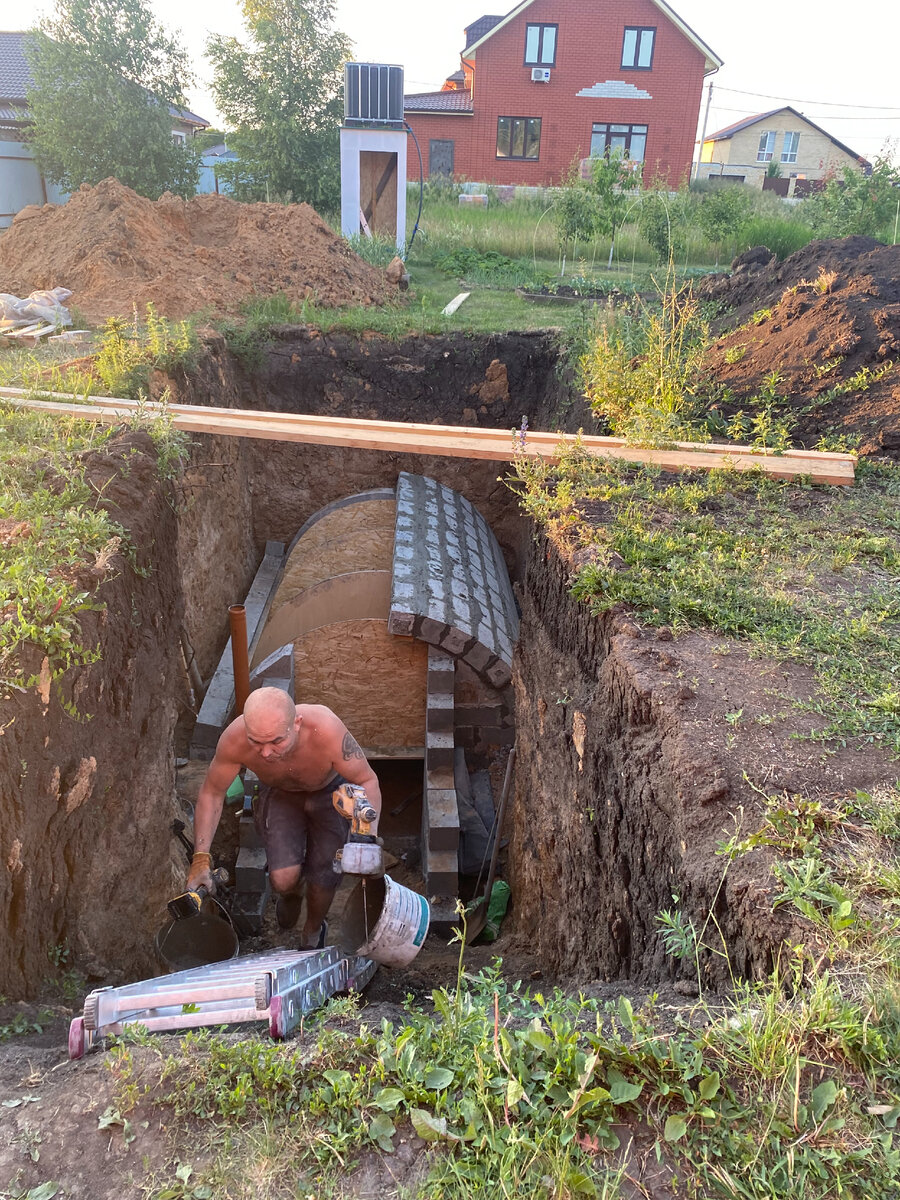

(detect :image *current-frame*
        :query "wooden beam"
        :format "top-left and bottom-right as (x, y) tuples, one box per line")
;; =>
(0, 389), (856, 485)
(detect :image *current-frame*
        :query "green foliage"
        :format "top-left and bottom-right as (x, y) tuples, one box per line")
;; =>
(638, 187), (687, 265)
(343, 233), (398, 269)
(26, 0), (200, 199)
(801, 154), (900, 239)
(586, 154), (636, 264)
(734, 216), (814, 261)
(207, 0), (351, 210)
(513, 452), (900, 754)
(95, 304), (198, 399)
(580, 283), (709, 442)
(0, 1009), (55, 1043)
(696, 187), (752, 264)
(553, 166), (598, 259)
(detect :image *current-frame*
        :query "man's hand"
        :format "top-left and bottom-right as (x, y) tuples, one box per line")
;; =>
(186, 851), (215, 895)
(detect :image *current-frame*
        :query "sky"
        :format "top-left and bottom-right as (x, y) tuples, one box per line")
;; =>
(7, 0), (900, 163)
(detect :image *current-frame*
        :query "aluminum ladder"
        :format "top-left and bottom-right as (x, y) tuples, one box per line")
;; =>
(68, 947), (376, 1059)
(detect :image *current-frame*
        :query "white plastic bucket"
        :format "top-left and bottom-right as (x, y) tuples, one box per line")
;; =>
(352, 874), (430, 968)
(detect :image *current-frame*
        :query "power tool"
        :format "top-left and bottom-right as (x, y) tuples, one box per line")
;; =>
(167, 867), (230, 921)
(332, 783), (384, 876)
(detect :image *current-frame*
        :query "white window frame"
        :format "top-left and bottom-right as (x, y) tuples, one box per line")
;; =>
(524, 23), (557, 66)
(756, 131), (775, 162)
(781, 131), (800, 164)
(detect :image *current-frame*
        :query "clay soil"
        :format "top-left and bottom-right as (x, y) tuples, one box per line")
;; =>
(0, 179), (395, 323)
(700, 237), (900, 453)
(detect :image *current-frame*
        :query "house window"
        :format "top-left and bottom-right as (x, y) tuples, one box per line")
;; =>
(524, 24), (557, 66)
(621, 27), (655, 69)
(756, 131), (776, 162)
(781, 131), (800, 163)
(590, 123), (647, 162)
(172, 130), (187, 145)
(496, 116), (542, 160)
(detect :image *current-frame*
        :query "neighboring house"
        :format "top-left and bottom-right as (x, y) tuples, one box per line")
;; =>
(403, 0), (722, 187)
(0, 31), (209, 228)
(197, 143), (239, 196)
(698, 106), (870, 192)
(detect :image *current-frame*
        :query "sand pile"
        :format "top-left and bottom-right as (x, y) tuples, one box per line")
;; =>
(701, 237), (900, 453)
(0, 178), (394, 322)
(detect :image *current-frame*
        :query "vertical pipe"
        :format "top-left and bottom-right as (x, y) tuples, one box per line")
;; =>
(229, 605), (251, 717)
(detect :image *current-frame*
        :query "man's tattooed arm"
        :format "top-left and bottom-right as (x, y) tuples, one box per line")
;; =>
(342, 731), (365, 761)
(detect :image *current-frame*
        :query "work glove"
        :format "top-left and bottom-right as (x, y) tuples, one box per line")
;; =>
(186, 851), (216, 895)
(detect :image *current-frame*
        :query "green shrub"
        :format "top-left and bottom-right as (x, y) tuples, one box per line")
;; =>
(734, 217), (814, 261)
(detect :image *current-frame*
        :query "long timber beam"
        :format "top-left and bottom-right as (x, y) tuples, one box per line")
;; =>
(0, 389), (856, 485)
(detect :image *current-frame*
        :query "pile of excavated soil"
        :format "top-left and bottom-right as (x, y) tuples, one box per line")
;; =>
(700, 238), (900, 453)
(0, 178), (394, 322)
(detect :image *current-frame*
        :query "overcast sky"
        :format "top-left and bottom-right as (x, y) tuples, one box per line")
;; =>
(9, 0), (900, 162)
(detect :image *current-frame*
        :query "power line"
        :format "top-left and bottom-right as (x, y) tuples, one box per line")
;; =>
(715, 85), (900, 112)
(711, 105), (900, 123)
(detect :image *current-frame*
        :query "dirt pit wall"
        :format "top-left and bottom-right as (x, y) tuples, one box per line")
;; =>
(508, 529), (897, 989)
(0, 434), (186, 999)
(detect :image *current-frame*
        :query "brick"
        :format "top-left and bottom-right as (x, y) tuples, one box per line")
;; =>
(426, 766), (455, 790)
(420, 616), (450, 644)
(426, 788), (460, 851)
(441, 626), (475, 656)
(486, 659), (512, 689)
(454, 703), (502, 725)
(424, 846), (458, 898)
(426, 730), (455, 770)
(388, 608), (415, 636)
(427, 693), (454, 732)
(463, 642), (495, 673)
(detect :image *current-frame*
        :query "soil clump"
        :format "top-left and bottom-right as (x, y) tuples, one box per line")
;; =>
(0, 178), (394, 323)
(700, 237), (900, 453)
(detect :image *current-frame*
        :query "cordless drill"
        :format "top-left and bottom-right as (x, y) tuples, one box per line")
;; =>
(332, 783), (384, 876)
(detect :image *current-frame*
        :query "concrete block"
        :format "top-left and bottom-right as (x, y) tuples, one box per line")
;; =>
(454, 703), (502, 725)
(426, 731), (454, 771)
(426, 692), (454, 733)
(425, 845), (458, 897)
(249, 641), (294, 684)
(426, 788), (460, 851)
(463, 643), (495, 674)
(441, 626), (474, 656)
(486, 660), (512, 689)
(388, 608), (415, 637)
(426, 766), (455, 791)
(234, 845), (268, 891)
(231, 888), (270, 937)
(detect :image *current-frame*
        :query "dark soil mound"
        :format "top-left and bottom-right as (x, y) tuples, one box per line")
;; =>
(701, 238), (900, 453)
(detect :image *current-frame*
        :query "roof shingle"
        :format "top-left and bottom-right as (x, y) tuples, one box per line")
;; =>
(404, 90), (474, 113)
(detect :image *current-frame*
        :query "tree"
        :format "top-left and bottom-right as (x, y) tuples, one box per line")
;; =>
(26, 0), (200, 199)
(587, 153), (636, 268)
(801, 154), (900, 240)
(696, 185), (751, 266)
(554, 162), (597, 266)
(207, 0), (351, 211)
(638, 187), (687, 265)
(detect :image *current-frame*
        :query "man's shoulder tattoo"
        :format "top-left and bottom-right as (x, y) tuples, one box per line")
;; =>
(342, 731), (365, 760)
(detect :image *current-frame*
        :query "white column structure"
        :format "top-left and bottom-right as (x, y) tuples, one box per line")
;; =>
(340, 126), (408, 252)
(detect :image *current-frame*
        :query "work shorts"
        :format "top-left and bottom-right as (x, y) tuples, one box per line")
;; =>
(255, 774), (350, 891)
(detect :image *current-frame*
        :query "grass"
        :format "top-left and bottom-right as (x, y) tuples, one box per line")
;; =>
(512, 450), (900, 755)
(97, 914), (900, 1200)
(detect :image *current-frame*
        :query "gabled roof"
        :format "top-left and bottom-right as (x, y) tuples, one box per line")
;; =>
(704, 105), (870, 168)
(463, 15), (503, 53)
(463, 0), (722, 72)
(0, 30), (208, 127)
(404, 89), (474, 114)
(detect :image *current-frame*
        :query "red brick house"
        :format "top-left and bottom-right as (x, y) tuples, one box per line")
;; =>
(404, 0), (721, 187)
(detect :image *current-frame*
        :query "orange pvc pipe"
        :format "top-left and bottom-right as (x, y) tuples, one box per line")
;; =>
(229, 605), (251, 716)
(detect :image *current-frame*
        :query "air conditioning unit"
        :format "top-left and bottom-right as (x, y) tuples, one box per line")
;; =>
(531, 67), (551, 83)
(344, 63), (405, 126)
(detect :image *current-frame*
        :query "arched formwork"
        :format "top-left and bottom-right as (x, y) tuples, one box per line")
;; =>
(246, 473), (518, 904)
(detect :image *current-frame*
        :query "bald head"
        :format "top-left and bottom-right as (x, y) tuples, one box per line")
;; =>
(243, 687), (298, 740)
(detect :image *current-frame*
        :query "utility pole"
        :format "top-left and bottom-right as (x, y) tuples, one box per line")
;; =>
(694, 78), (715, 183)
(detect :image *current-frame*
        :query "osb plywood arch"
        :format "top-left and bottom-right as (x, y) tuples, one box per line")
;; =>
(293, 619), (427, 754)
(271, 498), (396, 614)
(252, 571), (391, 664)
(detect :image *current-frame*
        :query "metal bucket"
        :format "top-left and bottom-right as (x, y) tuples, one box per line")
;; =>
(341, 874), (430, 968)
(155, 902), (239, 973)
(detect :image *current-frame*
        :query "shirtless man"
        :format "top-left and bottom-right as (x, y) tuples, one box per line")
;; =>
(186, 687), (382, 950)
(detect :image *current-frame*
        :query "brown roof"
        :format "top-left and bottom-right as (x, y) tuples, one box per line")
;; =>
(404, 90), (474, 114)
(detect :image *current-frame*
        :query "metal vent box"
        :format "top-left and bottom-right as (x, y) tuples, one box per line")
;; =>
(344, 63), (405, 126)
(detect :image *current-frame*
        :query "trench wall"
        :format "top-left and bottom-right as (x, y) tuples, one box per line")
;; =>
(509, 530), (802, 989)
(0, 434), (186, 998)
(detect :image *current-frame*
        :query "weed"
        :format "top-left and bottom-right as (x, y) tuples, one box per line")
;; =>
(749, 307), (773, 325)
(344, 232), (398, 268)
(0, 1010), (55, 1043)
(95, 305), (198, 398)
(823, 361), (894, 401)
(812, 356), (843, 378)
(723, 344), (747, 363)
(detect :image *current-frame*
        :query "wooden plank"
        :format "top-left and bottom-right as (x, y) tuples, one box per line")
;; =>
(0, 392), (856, 485)
(0, 387), (856, 463)
(442, 292), (471, 316)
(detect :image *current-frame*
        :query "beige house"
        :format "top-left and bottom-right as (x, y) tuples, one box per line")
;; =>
(698, 105), (869, 192)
